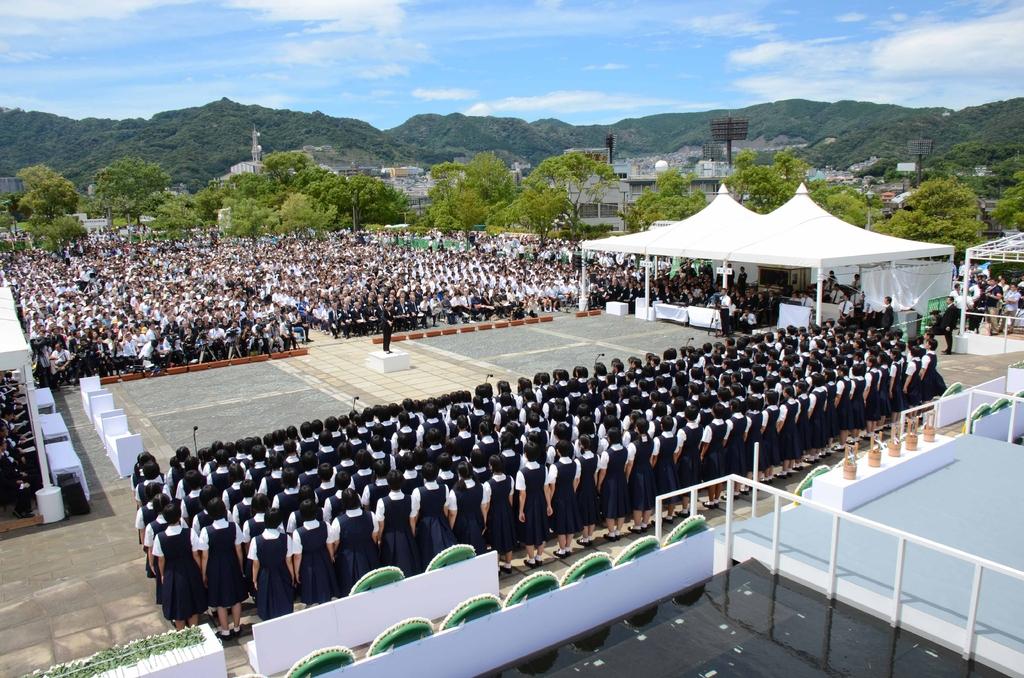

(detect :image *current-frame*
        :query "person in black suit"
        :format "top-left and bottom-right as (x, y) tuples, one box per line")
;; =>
(939, 296), (959, 355)
(880, 296), (894, 330)
(379, 295), (394, 354)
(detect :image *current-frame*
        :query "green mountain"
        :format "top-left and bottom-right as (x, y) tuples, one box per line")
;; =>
(1, 97), (1023, 190)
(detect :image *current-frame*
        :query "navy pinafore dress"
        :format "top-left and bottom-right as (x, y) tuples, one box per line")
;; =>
(157, 529), (207, 622)
(551, 459), (582, 535)
(414, 485), (457, 565)
(253, 532), (294, 620)
(296, 521), (340, 605)
(335, 511), (380, 597)
(629, 437), (656, 512)
(205, 523), (247, 608)
(518, 464), (550, 546)
(653, 432), (679, 505)
(486, 474), (516, 554)
(379, 494), (422, 576)
(599, 445), (629, 521)
(575, 452), (600, 526)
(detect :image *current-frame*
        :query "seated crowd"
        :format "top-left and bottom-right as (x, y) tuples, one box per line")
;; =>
(2, 231), (589, 384)
(0, 372), (43, 519)
(132, 320), (948, 636)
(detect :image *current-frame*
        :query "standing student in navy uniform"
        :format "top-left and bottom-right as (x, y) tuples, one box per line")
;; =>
(699, 403), (732, 508)
(574, 433), (600, 546)
(329, 488), (380, 597)
(196, 498), (246, 639)
(449, 462), (489, 555)
(549, 440), (582, 558)
(376, 470), (422, 576)
(248, 508), (296, 621)
(627, 417), (657, 533)
(143, 494), (174, 605)
(241, 493), (269, 596)
(516, 440), (551, 567)
(411, 462), (457, 565)
(597, 427), (633, 542)
(152, 502), (207, 629)
(485, 454), (516, 573)
(292, 499), (340, 605)
(380, 300), (394, 354)
(653, 415), (682, 523)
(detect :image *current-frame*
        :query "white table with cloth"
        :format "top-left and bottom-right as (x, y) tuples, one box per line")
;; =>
(653, 303), (720, 329)
(35, 387), (55, 414)
(40, 412), (70, 444)
(45, 440), (91, 500)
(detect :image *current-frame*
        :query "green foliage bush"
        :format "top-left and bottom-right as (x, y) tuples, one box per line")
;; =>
(32, 627), (205, 678)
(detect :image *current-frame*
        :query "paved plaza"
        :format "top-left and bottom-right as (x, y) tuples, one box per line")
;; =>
(0, 313), (1019, 677)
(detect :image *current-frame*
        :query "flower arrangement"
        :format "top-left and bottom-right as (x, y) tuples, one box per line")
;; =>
(31, 627), (206, 678)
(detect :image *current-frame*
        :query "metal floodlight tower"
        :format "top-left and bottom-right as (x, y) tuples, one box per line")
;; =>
(605, 133), (616, 163)
(702, 142), (725, 162)
(907, 139), (933, 187)
(710, 116), (749, 168)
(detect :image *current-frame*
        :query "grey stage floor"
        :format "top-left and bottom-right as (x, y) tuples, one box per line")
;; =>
(416, 314), (714, 375)
(730, 435), (1024, 656)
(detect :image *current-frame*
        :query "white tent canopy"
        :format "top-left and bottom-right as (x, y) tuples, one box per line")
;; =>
(583, 183), (953, 269)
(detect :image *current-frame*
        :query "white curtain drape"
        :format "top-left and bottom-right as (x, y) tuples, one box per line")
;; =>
(861, 260), (950, 317)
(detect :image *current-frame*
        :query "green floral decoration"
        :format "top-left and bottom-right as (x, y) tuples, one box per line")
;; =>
(29, 626), (205, 678)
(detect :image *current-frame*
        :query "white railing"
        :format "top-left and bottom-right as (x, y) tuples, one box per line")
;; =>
(653, 473), (1024, 660)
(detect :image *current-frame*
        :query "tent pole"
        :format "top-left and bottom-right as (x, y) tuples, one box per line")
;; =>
(722, 260), (730, 291)
(23, 364), (52, 489)
(959, 252), (970, 337)
(644, 255), (651, 309)
(579, 252), (588, 312)
(815, 270), (824, 326)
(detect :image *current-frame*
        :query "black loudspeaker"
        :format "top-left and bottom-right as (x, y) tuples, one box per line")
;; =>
(57, 473), (91, 516)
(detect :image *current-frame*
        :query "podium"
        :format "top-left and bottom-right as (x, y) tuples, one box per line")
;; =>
(366, 350), (410, 373)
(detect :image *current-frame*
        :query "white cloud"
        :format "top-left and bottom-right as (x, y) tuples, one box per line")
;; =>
(353, 64), (408, 79)
(275, 35), (426, 66)
(583, 62), (627, 71)
(835, 12), (866, 22)
(727, 5), (1024, 108)
(891, 12), (908, 22)
(224, 0), (405, 33)
(464, 90), (710, 117)
(678, 13), (776, 38)
(535, 0), (563, 8)
(411, 87), (478, 101)
(0, 0), (183, 21)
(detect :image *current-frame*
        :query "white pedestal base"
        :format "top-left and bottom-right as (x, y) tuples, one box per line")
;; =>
(36, 486), (65, 523)
(366, 350), (410, 373)
(606, 301), (629, 316)
(809, 435), (955, 511)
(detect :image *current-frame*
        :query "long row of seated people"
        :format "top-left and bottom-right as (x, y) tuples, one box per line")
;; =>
(133, 322), (948, 634)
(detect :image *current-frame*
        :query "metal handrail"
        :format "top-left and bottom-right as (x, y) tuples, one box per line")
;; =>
(654, 472), (1024, 659)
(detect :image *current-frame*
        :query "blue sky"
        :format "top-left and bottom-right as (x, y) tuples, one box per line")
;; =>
(1, 0), (1022, 128)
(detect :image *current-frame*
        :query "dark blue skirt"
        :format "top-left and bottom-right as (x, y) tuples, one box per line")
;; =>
(653, 457), (679, 505)
(255, 564), (294, 620)
(380, 528), (422, 576)
(415, 516), (457, 565)
(206, 550), (247, 608)
(298, 548), (340, 605)
(335, 545), (379, 597)
(518, 492), (550, 546)
(161, 560), (207, 621)
(487, 499), (517, 553)
(551, 486), (582, 534)
(599, 473), (629, 520)
(576, 480), (600, 526)
(454, 513), (487, 555)
(629, 465), (657, 512)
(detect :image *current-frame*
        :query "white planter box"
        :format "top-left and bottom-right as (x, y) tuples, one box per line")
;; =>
(87, 625), (226, 678)
(1006, 367), (1024, 394)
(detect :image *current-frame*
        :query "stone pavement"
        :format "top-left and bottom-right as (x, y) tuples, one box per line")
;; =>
(1, 313), (1021, 677)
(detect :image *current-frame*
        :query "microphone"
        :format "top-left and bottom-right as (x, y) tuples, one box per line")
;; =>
(351, 395), (360, 411)
(192, 425), (199, 456)
(594, 352), (605, 367)
(485, 373), (494, 383)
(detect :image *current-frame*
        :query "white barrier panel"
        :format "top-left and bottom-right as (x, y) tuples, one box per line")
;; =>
(109, 433), (144, 478)
(85, 389), (112, 424)
(79, 376), (101, 415)
(246, 551), (499, 676)
(97, 409), (125, 440)
(809, 435), (956, 511)
(778, 303), (812, 328)
(973, 407), (1012, 441)
(90, 392), (116, 431)
(337, 530), (714, 678)
(935, 376), (1007, 428)
(1012, 402), (1024, 443)
(605, 301), (629, 317)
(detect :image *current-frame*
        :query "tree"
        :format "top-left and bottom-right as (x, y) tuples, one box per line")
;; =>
(993, 171), (1024, 230)
(16, 165), (79, 222)
(345, 175), (389, 231)
(725, 149), (809, 214)
(623, 169), (706, 232)
(525, 152), (617, 235)
(193, 182), (226, 224)
(876, 177), (982, 254)
(463, 152), (516, 207)
(807, 181), (881, 228)
(95, 156), (169, 226)
(25, 215), (86, 251)
(508, 185), (567, 240)
(222, 197), (279, 237)
(262, 151), (315, 187)
(278, 192), (337, 234)
(149, 194), (200, 239)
